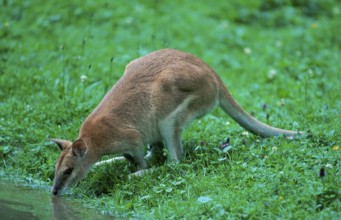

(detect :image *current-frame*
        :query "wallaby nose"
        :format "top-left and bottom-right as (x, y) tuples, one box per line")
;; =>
(52, 188), (59, 196)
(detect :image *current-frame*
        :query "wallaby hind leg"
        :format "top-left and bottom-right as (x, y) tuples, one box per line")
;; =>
(158, 91), (214, 162)
(159, 122), (184, 162)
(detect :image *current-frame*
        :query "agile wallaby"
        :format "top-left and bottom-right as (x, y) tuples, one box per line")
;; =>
(51, 49), (301, 195)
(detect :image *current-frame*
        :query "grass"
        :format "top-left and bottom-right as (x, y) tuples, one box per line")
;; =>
(1, 0), (340, 218)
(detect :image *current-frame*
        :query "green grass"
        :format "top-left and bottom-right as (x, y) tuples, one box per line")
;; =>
(1, 0), (340, 218)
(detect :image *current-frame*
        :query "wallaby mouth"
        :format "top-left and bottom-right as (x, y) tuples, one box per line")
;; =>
(52, 185), (63, 196)
(52, 189), (59, 196)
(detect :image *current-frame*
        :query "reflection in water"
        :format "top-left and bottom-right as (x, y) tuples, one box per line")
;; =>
(51, 197), (81, 220)
(0, 181), (109, 219)
(0, 199), (38, 220)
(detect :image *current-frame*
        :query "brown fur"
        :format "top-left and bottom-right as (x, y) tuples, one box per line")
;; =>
(51, 49), (301, 195)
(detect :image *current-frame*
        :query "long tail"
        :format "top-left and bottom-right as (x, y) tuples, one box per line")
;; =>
(218, 81), (301, 138)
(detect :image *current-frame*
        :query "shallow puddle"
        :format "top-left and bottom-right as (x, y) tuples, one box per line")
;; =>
(0, 181), (110, 219)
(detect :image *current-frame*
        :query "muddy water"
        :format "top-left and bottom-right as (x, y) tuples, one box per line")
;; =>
(0, 181), (110, 220)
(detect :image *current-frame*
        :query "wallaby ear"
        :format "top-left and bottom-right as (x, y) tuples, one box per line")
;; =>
(71, 139), (87, 157)
(50, 138), (72, 151)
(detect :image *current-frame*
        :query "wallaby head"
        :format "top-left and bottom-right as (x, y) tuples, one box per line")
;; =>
(51, 138), (90, 195)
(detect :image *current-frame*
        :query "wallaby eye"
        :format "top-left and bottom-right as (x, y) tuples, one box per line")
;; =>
(64, 168), (73, 175)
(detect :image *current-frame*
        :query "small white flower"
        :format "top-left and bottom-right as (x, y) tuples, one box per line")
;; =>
(268, 69), (277, 79)
(272, 146), (278, 152)
(277, 99), (286, 106)
(332, 6), (340, 15)
(275, 41), (282, 48)
(81, 75), (87, 82)
(243, 47), (252, 55)
(307, 69), (314, 77)
(325, 163), (333, 169)
(218, 21), (229, 30)
(242, 131), (249, 136)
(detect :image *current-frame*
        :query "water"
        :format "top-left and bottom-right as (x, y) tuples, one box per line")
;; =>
(0, 181), (110, 220)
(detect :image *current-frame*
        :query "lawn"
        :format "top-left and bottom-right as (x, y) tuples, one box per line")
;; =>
(0, 0), (340, 218)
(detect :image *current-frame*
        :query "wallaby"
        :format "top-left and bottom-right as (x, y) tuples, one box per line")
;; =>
(51, 49), (302, 195)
